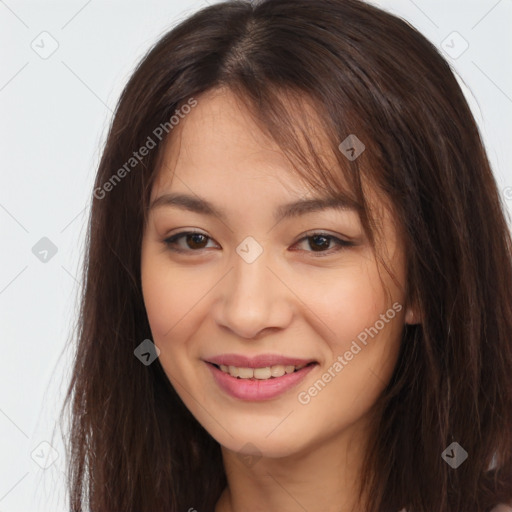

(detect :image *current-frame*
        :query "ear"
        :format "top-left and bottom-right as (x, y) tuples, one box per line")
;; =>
(405, 303), (422, 325)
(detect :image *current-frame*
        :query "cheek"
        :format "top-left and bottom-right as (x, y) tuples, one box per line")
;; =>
(140, 246), (222, 361)
(297, 257), (406, 408)
(142, 272), (175, 339)
(294, 280), (404, 441)
(300, 258), (397, 349)
(141, 248), (193, 342)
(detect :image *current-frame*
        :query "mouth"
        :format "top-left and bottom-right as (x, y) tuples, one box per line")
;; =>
(204, 355), (319, 401)
(206, 361), (317, 380)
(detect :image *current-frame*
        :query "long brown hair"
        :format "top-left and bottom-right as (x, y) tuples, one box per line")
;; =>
(59, 0), (512, 510)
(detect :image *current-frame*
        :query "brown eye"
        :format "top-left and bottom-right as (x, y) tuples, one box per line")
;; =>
(163, 231), (217, 252)
(292, 232), (354, 256)
(308, 234), (331, 251)
(163, 230), (353, 256)
(184, 233), (209, 249)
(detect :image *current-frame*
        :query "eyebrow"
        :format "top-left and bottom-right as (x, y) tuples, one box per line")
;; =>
(149, 192), (360, 223)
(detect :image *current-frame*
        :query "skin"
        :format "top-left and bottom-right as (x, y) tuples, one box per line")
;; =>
(140, 87), (420, 512)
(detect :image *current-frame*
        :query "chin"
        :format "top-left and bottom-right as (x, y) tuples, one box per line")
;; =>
(211, 426), (310, 460)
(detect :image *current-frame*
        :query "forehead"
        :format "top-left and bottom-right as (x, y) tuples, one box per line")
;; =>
(153, 87), (344, 196)
(151, 87), (396, 236)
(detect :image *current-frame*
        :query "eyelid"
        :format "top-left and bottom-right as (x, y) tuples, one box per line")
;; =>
(163, 230), (218, 253)
(291, 231), (355, 256)
(162, 229), (355, 256)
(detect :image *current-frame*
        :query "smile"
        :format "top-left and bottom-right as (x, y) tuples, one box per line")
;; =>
(216, 363), (311, 380)
(204, 355), (318, 401)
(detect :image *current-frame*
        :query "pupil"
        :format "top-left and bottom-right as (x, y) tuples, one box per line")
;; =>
(310, 235), (329, 251)
(187, 233), (207, 249)
(184, 234), (331, 251)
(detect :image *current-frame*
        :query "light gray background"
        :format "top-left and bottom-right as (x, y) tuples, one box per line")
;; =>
(1, 1), (511, 510)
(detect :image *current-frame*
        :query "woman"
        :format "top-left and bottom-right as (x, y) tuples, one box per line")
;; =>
(60, 0), (512, 510)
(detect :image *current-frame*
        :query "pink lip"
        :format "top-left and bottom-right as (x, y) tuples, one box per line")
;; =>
(205, 361), (317, 401)
(205, 353), (316, 368)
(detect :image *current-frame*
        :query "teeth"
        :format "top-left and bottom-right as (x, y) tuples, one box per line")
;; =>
(217, 363), (309, 380)
(238, 367), (254, 379)
(271, 365), (286, 377)
(254, 367), (271, 379)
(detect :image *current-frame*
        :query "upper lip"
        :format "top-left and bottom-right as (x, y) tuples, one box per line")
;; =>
(205, 354), (317, 368)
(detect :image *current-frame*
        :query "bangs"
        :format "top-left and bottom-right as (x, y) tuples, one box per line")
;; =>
(223, 81), (405, 299)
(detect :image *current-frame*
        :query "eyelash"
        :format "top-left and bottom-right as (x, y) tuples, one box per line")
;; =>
(162, 230), (354, 257)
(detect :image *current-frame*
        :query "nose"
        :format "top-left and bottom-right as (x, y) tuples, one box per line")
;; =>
(212, 244), (294, 340)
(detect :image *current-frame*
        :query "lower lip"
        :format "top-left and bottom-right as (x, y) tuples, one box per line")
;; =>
(206, 362), (317, 401)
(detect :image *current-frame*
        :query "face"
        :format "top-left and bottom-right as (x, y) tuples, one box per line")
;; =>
(141, 87), (415, 459)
